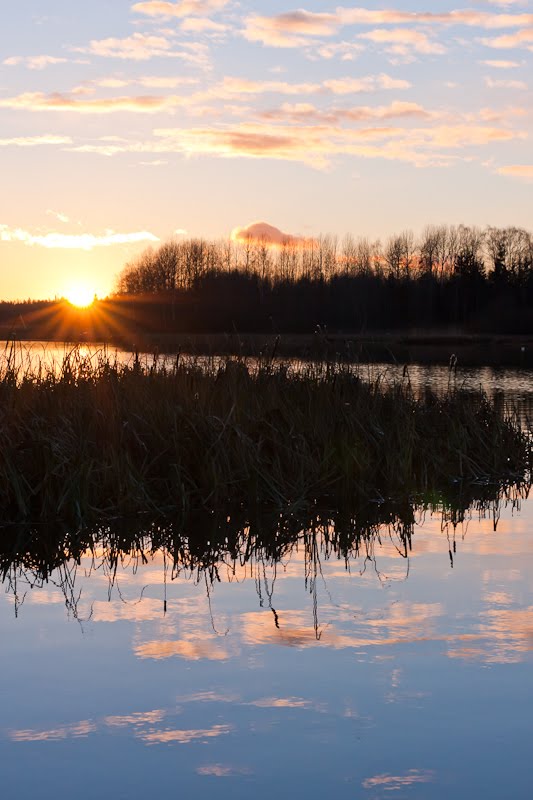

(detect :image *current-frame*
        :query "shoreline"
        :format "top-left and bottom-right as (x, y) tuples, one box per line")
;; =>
(3, 331), (533, 368)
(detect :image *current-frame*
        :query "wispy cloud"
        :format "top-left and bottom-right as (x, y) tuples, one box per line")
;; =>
(0, 134), (72, 147)
(74, 32), (209, 65)
(485, 76), (528, 89)
(132, 0), (229, 17)
(46, 209), (70, 223)
(260, 100), (431, 125)
(0, 225), (159, 250)
(3, 54), (68, 69)
(358, 27), (446, 59)
(244, 7), (533, 48)
(0, 91), (187, 113)
(322, 74), (411, 93)
(497, 164), (533, 179)
(480, 28), (533, 50)
(244, 11), (338, 47)
(481, 59), (521, 68)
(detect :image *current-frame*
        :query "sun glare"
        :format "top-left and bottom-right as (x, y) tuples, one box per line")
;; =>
(65, 283), (96, 308)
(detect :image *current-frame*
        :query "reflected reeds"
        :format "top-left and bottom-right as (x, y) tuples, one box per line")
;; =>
(1, 480), (528, 619)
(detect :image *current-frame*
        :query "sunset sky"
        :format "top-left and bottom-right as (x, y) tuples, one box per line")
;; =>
(1, 0), (532, 300)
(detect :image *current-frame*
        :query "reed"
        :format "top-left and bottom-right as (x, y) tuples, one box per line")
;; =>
(0, 342), (530, 525)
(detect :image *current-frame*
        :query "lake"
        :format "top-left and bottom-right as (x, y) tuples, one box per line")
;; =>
(1, 348), (532, 799)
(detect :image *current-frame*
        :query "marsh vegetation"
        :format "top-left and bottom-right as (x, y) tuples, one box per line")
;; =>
(0, 343), (529, 526)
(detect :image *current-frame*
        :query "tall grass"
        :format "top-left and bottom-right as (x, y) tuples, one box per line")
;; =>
(0, 343), (530, 525)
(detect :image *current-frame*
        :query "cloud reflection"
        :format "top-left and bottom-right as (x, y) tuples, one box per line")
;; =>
(139, 724), (232, 744)
(362, 769), (435, 791)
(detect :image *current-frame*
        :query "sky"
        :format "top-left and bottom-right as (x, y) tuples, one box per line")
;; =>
(0, 0), (532, 300)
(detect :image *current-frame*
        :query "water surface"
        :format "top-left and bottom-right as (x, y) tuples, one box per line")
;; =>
(1, 346), (533, 799)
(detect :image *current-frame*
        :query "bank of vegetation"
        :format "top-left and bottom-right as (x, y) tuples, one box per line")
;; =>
(0, 346), (529, 526)
(2, 224), (532, 347)
(114, 223), (533, 334)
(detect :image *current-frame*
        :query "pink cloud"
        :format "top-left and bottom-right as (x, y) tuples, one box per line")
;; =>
(231, 221), (305, 245)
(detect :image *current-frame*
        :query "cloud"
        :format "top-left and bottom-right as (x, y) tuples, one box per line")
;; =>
(231, 221), (305, 245)
(244, 11), (338, 47)
(46, 209), (70, 223)
(74, 33), (209, 65)
(152, 124), (334, 167)
(0, 91), (189, 113)
(3, 55), (68, 69)
(0, 134), (72, 147)
(481, 59), (521, 67)
(180, 17), (227, 33)
(315, 41), (364, 60)
(219, 76), (321, 97)
(244, 8), (533, 47)
(260, 100), (431, 125)
(497, 164), (533, 179)
(485, 76), (528, 88)
(480, 28), (533, 49)
(72, 117), (526, 170)
(0, 225), (160, 250)
(322, 74), (411, 93)
(0, 73), (408, 118)
(132, 0), (229, 17)
(358, 27), (447, 57)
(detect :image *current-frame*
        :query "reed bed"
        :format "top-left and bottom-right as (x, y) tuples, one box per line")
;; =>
(0, 343), (530, 525)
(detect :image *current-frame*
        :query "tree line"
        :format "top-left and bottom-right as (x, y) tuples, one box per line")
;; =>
(114, 225), (533, 334)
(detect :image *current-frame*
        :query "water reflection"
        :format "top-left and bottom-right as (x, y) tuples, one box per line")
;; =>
(2, 480), (528, 631)
(2, 482), (533, 798)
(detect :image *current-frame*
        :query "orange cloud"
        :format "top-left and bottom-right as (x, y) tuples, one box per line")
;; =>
(497, 164), (533, 179)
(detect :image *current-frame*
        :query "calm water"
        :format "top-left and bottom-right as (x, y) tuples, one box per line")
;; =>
(1, 344), (533, 799)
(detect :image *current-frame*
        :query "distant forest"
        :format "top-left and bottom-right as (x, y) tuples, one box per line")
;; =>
(2, 224), (533, 338)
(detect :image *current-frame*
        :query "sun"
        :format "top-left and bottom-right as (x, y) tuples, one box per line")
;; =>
(65, 283), (96, 308)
